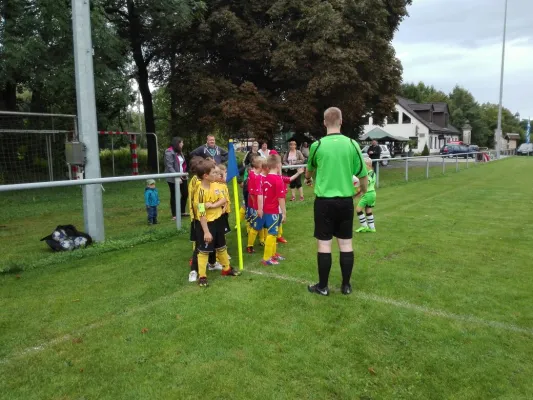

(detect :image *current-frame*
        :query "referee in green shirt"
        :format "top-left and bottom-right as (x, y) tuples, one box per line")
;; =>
(305, 107), (368, 296)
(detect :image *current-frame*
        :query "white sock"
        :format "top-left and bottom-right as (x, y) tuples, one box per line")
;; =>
(358, 212), (368, 227)
(367, 214), (375, 229)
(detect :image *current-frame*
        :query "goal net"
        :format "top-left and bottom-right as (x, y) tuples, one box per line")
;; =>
(0, 112), (76, 184)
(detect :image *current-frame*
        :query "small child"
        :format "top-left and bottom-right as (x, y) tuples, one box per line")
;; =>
(145, 179), (160, 225)
(191, 159), (240, 287)
(246, 155), (264, 253)
(355, 158), (377, 233)
(256, 154), (287, 266)
(188, 156), (206, 282)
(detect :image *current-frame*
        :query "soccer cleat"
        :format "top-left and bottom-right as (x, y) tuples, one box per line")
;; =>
(355, 227), (369, 233)
(198, 277), (208, 287)
(259, 241), (265, 247)
(221, 267), (241, 276)
(246, 246), (255, 254)
(272, 253), (286, 261)
(308, 283), (329, 296)
(367, 228), (376, 233)
(260, 258), (278, 266)
(188, 270), (198, 282)
(189, 258), (193, 266)
(299, 196), (304, 201)
(341, 283), (352, 295)
(276, 237), (288, 244)
(208, 262), (223, 271)
(290, 196), (296, 201)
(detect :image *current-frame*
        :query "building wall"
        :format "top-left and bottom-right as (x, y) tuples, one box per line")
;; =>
(364, 104), (429, 153)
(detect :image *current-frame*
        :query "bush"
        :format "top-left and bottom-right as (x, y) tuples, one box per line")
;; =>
(421, 144), (430, 156)
(100, 147), (148, 176)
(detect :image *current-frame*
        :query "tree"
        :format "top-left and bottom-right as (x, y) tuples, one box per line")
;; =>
(401, 82), (449, 104)
(103, 0), (198, 171)
(167, 0), (412, 141)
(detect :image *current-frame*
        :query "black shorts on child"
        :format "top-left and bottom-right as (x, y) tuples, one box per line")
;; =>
(221, 213), (231, 235)
(189, 221), (196, 242)
(194, 217), (226, 253)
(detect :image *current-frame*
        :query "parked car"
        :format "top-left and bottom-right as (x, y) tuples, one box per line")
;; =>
(361, 144), (391, 166)
(440, 144), (470, 158)
(468, 145), (480, 158)
(516, 143), (533, 156)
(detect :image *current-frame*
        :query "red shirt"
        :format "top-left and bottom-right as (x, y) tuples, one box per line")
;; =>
(247, 170), (256, 209)
(262, 173), (285, 214)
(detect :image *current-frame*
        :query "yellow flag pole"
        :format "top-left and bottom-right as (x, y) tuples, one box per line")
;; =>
(231, 176), (244, 270)
(229, 139), (244, 271)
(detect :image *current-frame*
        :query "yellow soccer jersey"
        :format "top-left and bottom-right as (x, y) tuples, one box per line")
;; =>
(188, 175), (201, 219)
(192, 182), (224, 222)
(214, 182), (231, 214)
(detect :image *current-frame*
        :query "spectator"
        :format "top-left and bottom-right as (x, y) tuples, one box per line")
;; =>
(243, 141), (260, 167)
(164, 137), (188, 220)
(190, 134), (228, 165)
(367, 140), (381, 171)
(258, 141), (271, 159)
(283, 140), (305, 201)
(300, 142), (310, 161)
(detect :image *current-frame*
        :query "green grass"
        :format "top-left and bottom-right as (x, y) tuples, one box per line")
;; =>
(1, 158), (533, 399)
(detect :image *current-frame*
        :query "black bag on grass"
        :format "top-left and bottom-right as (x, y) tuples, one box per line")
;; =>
(40, 225), (93, 252)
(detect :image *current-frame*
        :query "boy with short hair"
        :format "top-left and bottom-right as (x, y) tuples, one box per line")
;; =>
(145, 179), (160, 225)
(355, 158), (377, 233)
(188, 157), (206, 282)
(191, 160), (240, 287)
(256, 154), (287, 266)
(246, 155), (264, 253)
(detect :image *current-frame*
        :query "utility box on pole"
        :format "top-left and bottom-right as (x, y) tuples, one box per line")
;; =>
(72, 0), (105, 241)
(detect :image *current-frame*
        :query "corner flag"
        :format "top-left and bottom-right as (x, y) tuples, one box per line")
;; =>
(227, 140), (244, 270)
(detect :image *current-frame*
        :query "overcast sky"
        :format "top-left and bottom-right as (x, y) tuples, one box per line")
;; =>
(393, 0), (533, 119)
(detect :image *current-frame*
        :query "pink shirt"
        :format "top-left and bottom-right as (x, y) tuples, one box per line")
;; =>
(262, 173), (285, 214)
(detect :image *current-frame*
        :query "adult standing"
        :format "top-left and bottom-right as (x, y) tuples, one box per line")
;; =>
(300, 142), (310, 161)
(164, 137), (189, 220)
(243, 141), (260, 167)
(367, 140), (381, 171)
(305, 107), (368, 296)
(283, 140), (306, 201)
(258, 141), (271, 159)
(190, 134), (228, 165)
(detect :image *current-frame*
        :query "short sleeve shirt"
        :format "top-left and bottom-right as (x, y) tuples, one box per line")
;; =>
(192, 182), (223, 222)
(262, 173), (285, 214)
(307, 133), (367, 198)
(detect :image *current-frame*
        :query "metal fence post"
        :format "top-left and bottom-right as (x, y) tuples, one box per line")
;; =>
(455, 155), (459, 172)
(175, 177), (182, 230)
(442, 157), (445, 174)
(405, 158), (409, 182)
(426, 156), (430, 179)
(466, 153), (469, 169)
(375, 161), (380, 188)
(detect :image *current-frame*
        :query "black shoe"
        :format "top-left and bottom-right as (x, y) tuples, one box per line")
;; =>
(308, 283), (329, 296)
(341, 283), (352, 295)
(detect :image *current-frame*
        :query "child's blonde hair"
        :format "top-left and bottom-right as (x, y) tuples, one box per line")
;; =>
(364, 157), (373, 169)
(218, 164), (227, 172)
(267, 154), (281, 170)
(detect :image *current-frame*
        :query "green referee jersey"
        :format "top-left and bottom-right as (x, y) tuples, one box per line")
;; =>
(307, 133), (368, 198)
(367, 170), (376, 192)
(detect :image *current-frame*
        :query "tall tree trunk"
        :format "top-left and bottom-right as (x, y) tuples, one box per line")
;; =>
(169, 48), (179, 139)
(1, 82), (17, 111)
(127, 0), (157, 172)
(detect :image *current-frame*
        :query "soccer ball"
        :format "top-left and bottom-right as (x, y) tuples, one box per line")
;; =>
(74, 236), (88, 248)
(352, 175), (360, 188)
(52, 229), (66, 242)
(60, 239), (74, 251)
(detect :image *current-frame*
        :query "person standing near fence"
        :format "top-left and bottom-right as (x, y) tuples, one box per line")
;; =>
(283, 140), (305, 201)
(165, 137), (189, 220)
(190, 135), (228, 165)
(367, 140), (381, 172)
(305, 107), (368, 296)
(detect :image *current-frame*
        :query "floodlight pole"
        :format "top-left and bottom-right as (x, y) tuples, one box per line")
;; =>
(72, 0), (105, 241)
(495, 0), (508, 159)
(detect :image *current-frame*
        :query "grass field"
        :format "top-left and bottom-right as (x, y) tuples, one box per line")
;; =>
(1, 157), (533, 399)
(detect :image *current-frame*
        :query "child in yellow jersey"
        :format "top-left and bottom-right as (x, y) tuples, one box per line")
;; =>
(216, 164), (232, 235)
(191, 159), (240, 287)
(188, 157), (206, 283)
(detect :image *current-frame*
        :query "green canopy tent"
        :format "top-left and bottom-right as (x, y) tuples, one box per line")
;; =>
(359, 127), (409, 157)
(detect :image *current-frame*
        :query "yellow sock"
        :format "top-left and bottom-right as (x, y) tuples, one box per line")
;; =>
(277, 224), (283, 238)
(259, 228), (266, 244)
(247, 229), (259, 247)
(217, 249), (231, 271)
(239, 206), (246, 222)
(198, 253), (209, 278)
(264, 235), (276, 261)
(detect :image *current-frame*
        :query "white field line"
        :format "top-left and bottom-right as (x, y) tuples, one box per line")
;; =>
(247, 269), (533, 336)
(2, 264), (532, 366)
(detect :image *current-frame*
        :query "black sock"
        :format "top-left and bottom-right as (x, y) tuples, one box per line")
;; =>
(208, 251), (216, 265)
(340, 251), (354, 286)
(317, 252), (332, 288)
(191, 248), (199, 272)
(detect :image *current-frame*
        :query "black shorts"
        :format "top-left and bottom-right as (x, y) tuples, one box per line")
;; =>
(287, 169), (302, 189)
(221, 213), (231, 235)
(314, 197), (354, 240)
(194, 218), (226, 253)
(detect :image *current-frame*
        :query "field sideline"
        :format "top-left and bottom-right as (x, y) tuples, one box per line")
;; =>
(1, 157), (533, 399)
